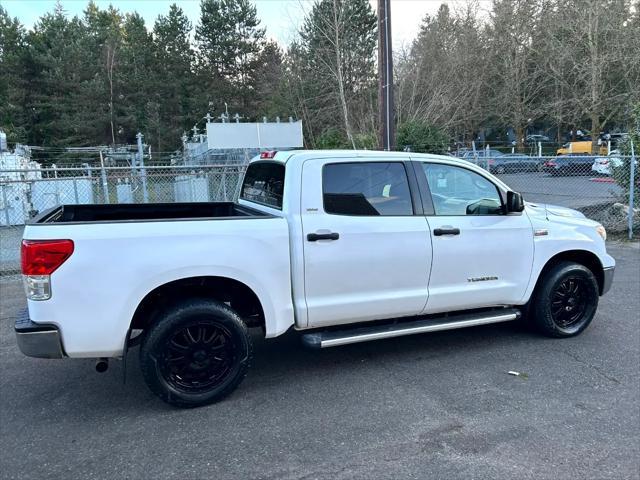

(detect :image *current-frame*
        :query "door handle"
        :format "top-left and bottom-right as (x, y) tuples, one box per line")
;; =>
(433, 227), (460, 236)
(307, 232), (340, 241)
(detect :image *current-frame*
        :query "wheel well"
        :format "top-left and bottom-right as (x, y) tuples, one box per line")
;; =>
(130, 276), (265, 331)
(535, 250), (605, 295)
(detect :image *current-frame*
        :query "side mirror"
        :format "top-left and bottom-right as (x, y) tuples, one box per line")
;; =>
(506, 191), (525, 213)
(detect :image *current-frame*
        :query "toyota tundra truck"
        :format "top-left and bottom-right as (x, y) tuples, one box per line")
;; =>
(16, 150), (615, 407)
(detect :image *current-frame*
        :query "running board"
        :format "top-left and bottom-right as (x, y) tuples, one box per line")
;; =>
(301, 308), (521, 349)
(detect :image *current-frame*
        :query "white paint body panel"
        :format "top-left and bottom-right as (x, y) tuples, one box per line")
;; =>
(425, 213), (534, 313)
(299, 156), (432, 327)
(23, 150), (615, 358)
(25, 217), (294, 357)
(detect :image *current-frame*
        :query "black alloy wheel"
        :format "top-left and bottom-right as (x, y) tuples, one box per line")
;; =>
(159, 321), (236, 394)
(531, 261), (599, 338)
(550, 277), (588, 329)
(140, 299), (252, 407)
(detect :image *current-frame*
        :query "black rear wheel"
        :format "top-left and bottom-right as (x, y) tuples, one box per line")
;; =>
(531, 261), (599, 337)
(140, 299), (252, 408)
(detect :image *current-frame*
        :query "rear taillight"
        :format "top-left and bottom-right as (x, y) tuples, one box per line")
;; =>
(488, 159), (495, 165)
(21, 240), (74, 275)
(545, 161), (557, 167)
(21, 240), (74, 301)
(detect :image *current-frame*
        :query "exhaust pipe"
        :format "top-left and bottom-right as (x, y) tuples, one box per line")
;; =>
(95, 358), (109, 373)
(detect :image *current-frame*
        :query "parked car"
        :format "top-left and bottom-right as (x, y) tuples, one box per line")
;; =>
(544, 154), (597, 176)
(592, 155), (622, 176)
(592, 153), (637, 176)
(490, 154), (543, 174)
(17, 150), (615, 407)
(460, 149), (504, 161)
(526, 134), (551, 143)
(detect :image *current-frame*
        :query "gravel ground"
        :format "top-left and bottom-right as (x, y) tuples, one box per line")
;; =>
(0, 242), (638, 480)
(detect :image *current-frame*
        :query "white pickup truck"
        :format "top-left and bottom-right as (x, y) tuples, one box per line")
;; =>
(17, 150), (615, 407)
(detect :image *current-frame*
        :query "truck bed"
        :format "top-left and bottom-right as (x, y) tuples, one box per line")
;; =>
(32, 202), (271, 224)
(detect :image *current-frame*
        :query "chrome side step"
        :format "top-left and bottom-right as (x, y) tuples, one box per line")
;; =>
(301, 308), (521, 349)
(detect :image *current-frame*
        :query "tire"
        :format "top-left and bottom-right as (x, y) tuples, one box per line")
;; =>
(139, 299), (253, 408)
(531, 261), (599, 338)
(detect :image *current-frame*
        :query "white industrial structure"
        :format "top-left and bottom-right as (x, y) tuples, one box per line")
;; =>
(205, 119), (303, 150)
(182, 115), (303, 166)
(0, 115), (305, 225)
(0, 131), (95, 226)
(0, 142), (42, 226)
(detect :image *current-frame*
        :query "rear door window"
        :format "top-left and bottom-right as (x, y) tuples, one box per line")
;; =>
(322, 162), (413, 216)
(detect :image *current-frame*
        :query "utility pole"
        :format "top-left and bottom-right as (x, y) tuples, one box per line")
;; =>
(378, 0), (394, 151)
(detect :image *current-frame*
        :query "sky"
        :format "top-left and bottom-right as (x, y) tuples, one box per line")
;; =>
(1, 0), (481, 48)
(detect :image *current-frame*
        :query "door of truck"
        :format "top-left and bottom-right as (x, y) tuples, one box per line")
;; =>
(300, 157), (432, 328)
(415, 161), (534, 313)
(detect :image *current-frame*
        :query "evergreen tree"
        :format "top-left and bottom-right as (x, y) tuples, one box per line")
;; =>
(0, 6), (28, 143)
(252, 40), (287, 118)
(195, 0), (265, 113)
(24, 3), (88, 146)
(80, 2), (125, 145)
(119, 13), (154, 142)
(153, 4), (195, 151)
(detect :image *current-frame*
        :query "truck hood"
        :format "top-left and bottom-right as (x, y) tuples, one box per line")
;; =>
(525, 202), (587, 220)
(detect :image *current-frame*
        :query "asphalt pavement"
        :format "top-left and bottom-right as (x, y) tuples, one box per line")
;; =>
(0, 243), (638, 480)
(499, 172), (623, 210)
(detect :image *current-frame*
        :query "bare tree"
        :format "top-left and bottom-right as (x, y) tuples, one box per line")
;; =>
(396, 2), (489, 143)
(486, 0), (548, 150)
(538, 0), (638, 148)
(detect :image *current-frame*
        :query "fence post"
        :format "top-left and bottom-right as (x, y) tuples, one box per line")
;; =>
(485, 144), (490, 170)
(1, 185), (10, 226)
(136, 132), (149, 203)
(72, 178), (79, 204)
(472, 140), (477, 166)
(629, 142), (636, 240)
(99, 151), (110, 204)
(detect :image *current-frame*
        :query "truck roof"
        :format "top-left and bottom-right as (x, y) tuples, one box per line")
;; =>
(251, 149), (511, 192)
(252, 149), (471, 166)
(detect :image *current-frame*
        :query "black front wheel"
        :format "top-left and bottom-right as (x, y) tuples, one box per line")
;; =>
(139, 299), (252, 408)
(531, 261), (599, 337)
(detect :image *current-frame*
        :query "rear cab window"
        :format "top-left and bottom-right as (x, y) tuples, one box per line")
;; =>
(240, 161), (285, 209)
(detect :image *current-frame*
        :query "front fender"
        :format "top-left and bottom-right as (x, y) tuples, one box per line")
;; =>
(522, 221), (614, 302)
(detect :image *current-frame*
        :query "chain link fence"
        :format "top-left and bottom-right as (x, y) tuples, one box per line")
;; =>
(473, 154), (637, 230)
(0, 164), (247, 273)
(1, 153), (638, 273)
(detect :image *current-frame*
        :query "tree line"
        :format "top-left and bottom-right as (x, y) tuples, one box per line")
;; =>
(0, 0), (638, 156)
